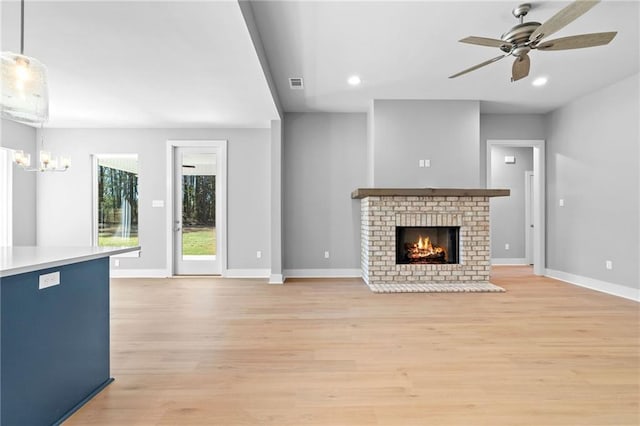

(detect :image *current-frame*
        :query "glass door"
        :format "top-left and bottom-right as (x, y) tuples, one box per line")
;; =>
(174, 147), (220, 275)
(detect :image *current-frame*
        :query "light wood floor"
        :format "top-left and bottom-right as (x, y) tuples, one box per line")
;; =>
(66, 266), (639, 425)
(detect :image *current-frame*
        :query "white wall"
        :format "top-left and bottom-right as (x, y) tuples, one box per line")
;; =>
(0, 119), (37, 245)
(36, 128), (271, 274)
(283, 113), (367, 272)
(372, 100), (480, 187)
(489, 146), (533, 260)
(546, 73), (639, 293)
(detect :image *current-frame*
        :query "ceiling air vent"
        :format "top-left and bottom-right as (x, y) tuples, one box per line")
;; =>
(289, 77), (304, 90)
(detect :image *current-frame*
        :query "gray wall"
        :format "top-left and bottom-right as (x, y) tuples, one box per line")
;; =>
(0, 119), (37, 245)
(372, 100), (480, 187)
(36, 128), (271, 272)
(283, 113), (367, 270)
(489, 146), (533, 259)
(546, 73), (639, 290)
(479, 114), (546, 187)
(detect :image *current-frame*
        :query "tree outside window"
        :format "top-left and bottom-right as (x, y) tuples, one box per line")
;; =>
(95, 155), (138, 247)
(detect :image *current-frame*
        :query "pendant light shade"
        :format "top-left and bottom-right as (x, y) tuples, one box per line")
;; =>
(1, 51), (49, 124)
(1, 0), (49, 125)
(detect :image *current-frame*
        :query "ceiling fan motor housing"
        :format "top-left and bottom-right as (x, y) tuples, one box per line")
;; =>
(501, 22), (541, 45)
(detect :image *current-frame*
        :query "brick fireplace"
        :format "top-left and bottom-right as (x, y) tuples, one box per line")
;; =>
(352, 188), (509, 289)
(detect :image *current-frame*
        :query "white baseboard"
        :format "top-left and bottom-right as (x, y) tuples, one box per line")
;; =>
(492, 258), (528, 265)
(283, 268), (362, 279)
(225, 269), (270, 278)
(109, 269), (169, 278)
(545, 268), (639, 302)
(269, 274), (284, 284)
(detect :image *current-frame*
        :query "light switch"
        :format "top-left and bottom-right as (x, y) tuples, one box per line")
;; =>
(424, 159), (431, 167)
(504, 156), (516, 164)
(419, 159), (425, 168)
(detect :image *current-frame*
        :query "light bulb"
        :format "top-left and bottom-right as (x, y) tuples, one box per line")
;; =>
(13, 150), (25, 164)
(15, 57), (31, 81)
(40, 150), (51, 166)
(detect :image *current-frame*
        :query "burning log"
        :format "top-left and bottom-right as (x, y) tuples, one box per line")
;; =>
(404, 235), (447, 264)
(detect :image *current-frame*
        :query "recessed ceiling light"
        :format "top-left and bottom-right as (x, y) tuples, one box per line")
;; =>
(532, 77), (548, 87)
(348, 75), (361, 86)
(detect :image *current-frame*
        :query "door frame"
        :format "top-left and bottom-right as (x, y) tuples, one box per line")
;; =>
(486, 139), (545, 275)
(524, 170), (534, 265)
(166, 140), (227, 276)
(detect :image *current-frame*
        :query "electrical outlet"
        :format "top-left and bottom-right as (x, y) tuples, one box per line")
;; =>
(559, 199), (565, 207)
(324, 251), (330, 259)
(114, 259), (120, 267)
(424, 159), (430, 167)
(605, 260), (613, 270)
(505, 243), (510, 250)
(256, 251), (262, 259)
(419, 159), (425, 168)
(39, 271), (60, 290)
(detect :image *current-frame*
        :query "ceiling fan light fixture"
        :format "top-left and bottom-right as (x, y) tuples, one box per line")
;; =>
(532, 76), (548, 87)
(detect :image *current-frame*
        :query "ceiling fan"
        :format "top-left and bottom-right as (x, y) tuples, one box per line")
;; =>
(449, 0), (617, 82)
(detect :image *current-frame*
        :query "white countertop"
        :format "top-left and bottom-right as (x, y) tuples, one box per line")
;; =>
(0, 246), (141, 277)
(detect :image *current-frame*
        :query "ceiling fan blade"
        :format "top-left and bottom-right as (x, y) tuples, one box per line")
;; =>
(459, 36), (510, 49)
(537, 32), (617, 50)
(449, 55), (508, 79)
(530, 0), (600, 42)
(511, 54), (531, 82)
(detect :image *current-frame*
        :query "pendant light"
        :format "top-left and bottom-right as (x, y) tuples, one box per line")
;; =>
(1, 0), (49, 125)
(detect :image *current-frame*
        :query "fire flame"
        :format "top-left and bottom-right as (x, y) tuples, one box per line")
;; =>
(417, 236), (433, 251)
(407, 235), (445, 261)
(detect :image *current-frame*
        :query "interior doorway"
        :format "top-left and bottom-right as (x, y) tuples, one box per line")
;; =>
(487, 139), (545, 275)
(166, 140), (227, 276)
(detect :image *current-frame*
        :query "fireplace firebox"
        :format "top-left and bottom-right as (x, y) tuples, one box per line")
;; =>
(396, 226), (459, 264)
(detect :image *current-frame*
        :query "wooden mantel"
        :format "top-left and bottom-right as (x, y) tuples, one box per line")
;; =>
(351, 188), (510, 199)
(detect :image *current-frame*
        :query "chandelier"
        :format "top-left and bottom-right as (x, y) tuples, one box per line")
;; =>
(12, 125), (70, 172)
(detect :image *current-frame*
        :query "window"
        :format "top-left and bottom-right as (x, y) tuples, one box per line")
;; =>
(0, 148), (12, 246)
(93, 154), (138, 247)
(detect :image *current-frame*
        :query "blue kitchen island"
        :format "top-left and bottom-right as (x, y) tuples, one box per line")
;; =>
(0, 246), (139, 426)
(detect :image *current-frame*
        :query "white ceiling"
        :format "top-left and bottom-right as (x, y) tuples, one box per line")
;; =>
(250, 0), (640, 114)
(1, 1), (637, 129)
(1, 1), (280, 128)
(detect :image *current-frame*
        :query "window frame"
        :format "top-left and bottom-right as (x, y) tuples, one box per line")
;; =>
(0, 148), (13, 246)
(91, 153), (140, 256)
